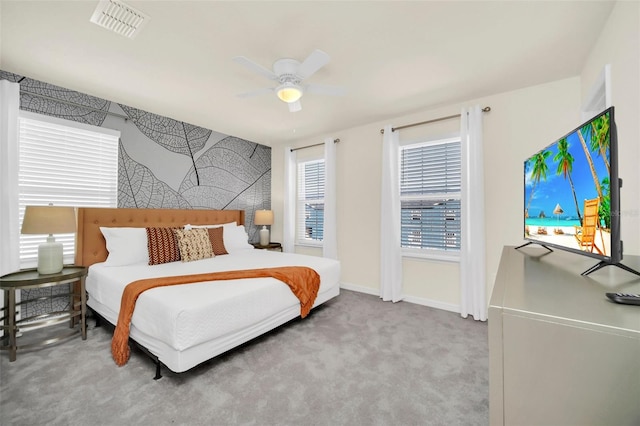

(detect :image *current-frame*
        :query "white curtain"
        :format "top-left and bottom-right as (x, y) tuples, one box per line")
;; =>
(460, 105), (487, 321)
(380, 125), (403, 302)
(0, 80), (20, 276)
(283, 146), (296, 253)
(323, 137), (338, 259)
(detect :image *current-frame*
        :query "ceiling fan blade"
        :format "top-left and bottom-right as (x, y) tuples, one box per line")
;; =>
(236, 87), (275, 98)
(305, 83), (345, 97)
(297, 49), (330, 79)
(288, 100), (302, 113)
(233, 56), (278, 81)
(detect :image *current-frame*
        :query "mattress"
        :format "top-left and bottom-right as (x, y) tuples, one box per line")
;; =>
(86, 249), (340, 372)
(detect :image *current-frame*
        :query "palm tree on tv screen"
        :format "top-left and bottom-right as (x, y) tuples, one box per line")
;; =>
(577, 125), (604, 202)
(525, 150), (551, 216)
(579, 115), (612, 227)
(600, 176), (611, 229)
(554, 137), (582, 224)
(590, 113), (612, 228)
(590, 114), (610, 175)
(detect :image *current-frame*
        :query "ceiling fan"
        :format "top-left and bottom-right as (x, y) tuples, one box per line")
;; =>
(233, 49), (344, 112)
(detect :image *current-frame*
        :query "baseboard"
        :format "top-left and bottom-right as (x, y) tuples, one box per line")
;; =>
(339, 282), (461, 314)
(401, 295), (460, 314)
(339, 281), (379, 296)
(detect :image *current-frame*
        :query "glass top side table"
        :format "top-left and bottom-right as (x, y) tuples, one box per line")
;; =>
(250, 242), (283, 252)
(0, 265), (88, 361)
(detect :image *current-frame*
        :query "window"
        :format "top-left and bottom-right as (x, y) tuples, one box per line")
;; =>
(400, 136), (461, 257)
(296, 159), (325, 245)
(18, 112), (119, 268)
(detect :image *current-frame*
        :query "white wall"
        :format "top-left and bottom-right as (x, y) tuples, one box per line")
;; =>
(271, 1), (639, 309)
(480, 78), (582, 292)
(580, 1), (639, 256)
(272, 77), (581, 308)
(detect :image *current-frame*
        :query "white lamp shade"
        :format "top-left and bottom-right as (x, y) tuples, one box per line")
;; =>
(21, 205), (76, 274)
(21, 205), (76, 234)
(254, 210), (274, 226)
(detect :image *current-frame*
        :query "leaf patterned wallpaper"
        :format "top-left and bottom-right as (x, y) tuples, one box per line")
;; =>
(1, 70), (271, 239)
(1, 70), (271, 318)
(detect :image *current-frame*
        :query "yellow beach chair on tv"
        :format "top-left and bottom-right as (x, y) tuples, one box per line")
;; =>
(574, 197), (605, 255)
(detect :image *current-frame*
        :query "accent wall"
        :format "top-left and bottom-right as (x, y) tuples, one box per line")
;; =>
(1, 70), (271, 318)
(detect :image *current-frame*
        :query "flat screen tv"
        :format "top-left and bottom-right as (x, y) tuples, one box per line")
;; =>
(519, 106), (638, 276)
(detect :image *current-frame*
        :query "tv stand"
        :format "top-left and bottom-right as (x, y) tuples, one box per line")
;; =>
(489, 247), (640, 425)
(582, 260), (640, 277)
(514, 241), (553, 253)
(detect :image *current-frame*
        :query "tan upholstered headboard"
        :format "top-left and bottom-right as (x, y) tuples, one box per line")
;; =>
(75, 208), (245, 267)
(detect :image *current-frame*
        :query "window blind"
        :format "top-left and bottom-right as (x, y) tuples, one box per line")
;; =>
(18, 112), (119, 267)
(400, 138), (461, 251)
(296, 159), (325, 244)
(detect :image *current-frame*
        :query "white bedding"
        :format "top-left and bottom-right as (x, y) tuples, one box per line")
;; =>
(86, 249), (340, 372)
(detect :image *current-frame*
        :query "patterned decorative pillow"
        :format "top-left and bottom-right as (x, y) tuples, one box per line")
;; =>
(146, 227), (181, 265)
(207, 227), (228, 256)
(174, 228), (214, 262)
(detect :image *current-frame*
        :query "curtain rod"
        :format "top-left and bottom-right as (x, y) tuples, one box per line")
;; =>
(20, 90), (129, 121)
(379, 106), (491, 134)
(290, 138), (340, 152)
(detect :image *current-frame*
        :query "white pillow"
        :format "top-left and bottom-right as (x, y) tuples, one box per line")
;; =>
(100, 227), (149, 266)
(223, 225), (254, 253)
(183, 222), (237, 230)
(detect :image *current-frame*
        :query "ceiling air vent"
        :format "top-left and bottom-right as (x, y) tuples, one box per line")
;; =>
(90, 0), (149, 39)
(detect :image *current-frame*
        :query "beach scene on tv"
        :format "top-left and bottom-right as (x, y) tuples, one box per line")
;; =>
(524, 110), (612, 256)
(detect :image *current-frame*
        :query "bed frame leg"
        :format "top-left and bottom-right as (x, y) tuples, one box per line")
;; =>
(154, 361), (162, 380)
(88, 310), (165, 380)
(88, 307), (102, 327)
(128, 337), (164, 380)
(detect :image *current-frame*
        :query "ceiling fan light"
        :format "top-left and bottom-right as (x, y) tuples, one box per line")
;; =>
(276, 83), (303, 103)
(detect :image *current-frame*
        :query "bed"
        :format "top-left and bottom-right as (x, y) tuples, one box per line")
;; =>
(74, 207), (341, 377)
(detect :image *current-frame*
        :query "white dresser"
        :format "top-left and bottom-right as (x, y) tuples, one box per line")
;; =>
(489, 246), (640, 425)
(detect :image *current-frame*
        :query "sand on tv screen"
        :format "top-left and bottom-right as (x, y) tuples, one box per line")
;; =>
(524, 108), (613, 258)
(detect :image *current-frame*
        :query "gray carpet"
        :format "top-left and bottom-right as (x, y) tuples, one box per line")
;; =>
(0, 290), (488, 425)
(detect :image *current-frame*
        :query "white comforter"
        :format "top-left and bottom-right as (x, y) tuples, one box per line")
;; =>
(86, 249), (340, 352)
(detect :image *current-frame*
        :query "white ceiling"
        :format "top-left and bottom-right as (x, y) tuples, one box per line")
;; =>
(0, 1), (615, 146)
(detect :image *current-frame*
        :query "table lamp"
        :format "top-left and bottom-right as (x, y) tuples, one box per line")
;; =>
(254, 210), (274, 246)
(21, 205), (76, 274)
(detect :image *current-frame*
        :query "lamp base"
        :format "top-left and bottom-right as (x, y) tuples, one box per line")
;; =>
(259, 226), (270, 246)
(38, 236), (63, 274)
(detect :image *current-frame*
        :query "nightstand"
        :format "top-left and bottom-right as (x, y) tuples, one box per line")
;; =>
(251, 242), (283, 252)
(0, 266), (88, 361)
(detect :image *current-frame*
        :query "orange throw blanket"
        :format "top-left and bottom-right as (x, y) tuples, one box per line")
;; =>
(111, 266), (320, 366)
